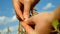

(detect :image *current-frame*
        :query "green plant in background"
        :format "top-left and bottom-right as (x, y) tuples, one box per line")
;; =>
(52, 19), (60, 34)
(6, 27), (11, 34)
(0, 32), (1, 34)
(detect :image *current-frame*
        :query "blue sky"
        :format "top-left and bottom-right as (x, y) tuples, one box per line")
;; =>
(0, 0), (60, 34)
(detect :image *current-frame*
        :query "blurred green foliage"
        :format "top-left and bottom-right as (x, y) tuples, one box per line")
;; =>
(52, 19), (60, 34)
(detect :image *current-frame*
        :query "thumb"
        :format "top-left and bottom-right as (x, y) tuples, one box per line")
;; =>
(21, 21), (34, 33)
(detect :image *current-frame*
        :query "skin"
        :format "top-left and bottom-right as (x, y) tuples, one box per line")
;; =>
(21, 6), (60, 34)
(12, 0), (40, 21)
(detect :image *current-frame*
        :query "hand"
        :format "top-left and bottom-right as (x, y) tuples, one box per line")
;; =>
(21, 21), (37, 34)
(21, 12), (55, 34)
(21, 6), (60, 34)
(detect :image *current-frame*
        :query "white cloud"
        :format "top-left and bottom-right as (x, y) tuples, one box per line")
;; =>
(0, 15), (17, 24)
(0, 25), (18, 34)
(4, 25), (18, 32)
(43, 3), (55, 10)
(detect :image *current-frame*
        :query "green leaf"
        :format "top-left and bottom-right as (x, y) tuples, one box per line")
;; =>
(52, 19), (59, 30)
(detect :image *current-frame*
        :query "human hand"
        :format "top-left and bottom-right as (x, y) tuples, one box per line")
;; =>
(21, 21), (37, 34)
(21, 6), (60, 34)
(21, 12), (55, 34)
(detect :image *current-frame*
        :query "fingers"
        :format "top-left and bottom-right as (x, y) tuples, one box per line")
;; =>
(21, 21), (34, 33)
(24, 17), (33, 24)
